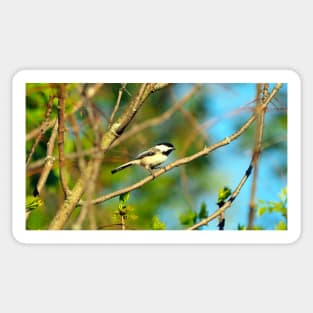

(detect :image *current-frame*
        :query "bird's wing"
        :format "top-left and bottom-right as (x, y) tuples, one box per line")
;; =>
(135, 147), (157, 160)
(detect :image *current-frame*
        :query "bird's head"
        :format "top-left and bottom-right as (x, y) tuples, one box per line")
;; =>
(156, 142), (176, 155)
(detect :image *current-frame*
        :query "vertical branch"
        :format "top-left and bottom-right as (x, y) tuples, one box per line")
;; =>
(180, 167), (194, 208)
(108, 83), (127, 128)
(35, 120), (58, 195)
(247, 83), (268, 229)
(72, 94), (103, 230)
(120, 213), (126, 230)
(72, 160), (101, 230)
(68, 115), (86, 172)
(49, 163), (93, 229)
(57, 84), (70, 197)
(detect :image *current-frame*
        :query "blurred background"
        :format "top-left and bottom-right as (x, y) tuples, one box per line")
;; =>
(26, 83), (287, 230)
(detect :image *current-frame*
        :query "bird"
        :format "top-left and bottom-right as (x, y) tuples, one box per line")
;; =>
(111, 142), (176, 177)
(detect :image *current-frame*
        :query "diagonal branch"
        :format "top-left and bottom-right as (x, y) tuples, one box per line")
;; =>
(100, 83), (170, 152)
(111, 84), (200, 148)
(187, 161), (253, 230)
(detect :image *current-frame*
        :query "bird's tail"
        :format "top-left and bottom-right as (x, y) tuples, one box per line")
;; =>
(111, 161), (134, 174)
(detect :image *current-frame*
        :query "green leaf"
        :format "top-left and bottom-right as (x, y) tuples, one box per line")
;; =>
(252, 225), (264, 230)
(275, 220), (287, 230)
(152, 215), (166, 230)
(217, 186), (232, 203)
(119, 192), (130, 204)
(179, 210), (197, 226)
(237, 224), (246, 230)
(119, 192), (130, 210)
(279, 187), (287, 202)
(198, 202), (208, 219)
(26, 195), (43, 212)
(257, 206), (267, 217)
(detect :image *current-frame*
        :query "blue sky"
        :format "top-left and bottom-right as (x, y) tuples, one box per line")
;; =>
(161, 83), (287, 230)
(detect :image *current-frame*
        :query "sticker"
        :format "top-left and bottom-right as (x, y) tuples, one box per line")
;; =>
(12, 70), (301, 243)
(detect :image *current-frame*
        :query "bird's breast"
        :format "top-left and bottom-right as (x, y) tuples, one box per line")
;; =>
(140, 154), (168, 168)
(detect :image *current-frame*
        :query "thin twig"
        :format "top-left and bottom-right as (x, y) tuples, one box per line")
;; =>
(27, 147), (98, 171)
(179, 106), (208, 142)
(57, 84), (70, 197)
(68, 115), (86, 172)
(108, 83), (127, 128)
(247, 84), (267, 229)
(180, 103), (254, 158)
(180, 167), (194, 208)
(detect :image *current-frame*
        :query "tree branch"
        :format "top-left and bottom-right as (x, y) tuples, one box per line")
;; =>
(108, 83), (127, 128)
(100, 83), (170, 151)
(187, 161), (253, 230)
(27, 147), (98, 172)
(72, 94), (103, 230)
(68, 115), (86, 172)
(247, 83), (267, 229)
(48, 83), (169, 230)
(35, 120), (58, 195)
(111, 84), (199, 148)
(57, 84), (70, 197)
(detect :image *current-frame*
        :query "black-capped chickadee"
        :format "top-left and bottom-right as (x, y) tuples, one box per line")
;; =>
(111, 142), (176, 176)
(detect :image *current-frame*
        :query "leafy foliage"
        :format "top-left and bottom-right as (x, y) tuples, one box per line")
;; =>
(179, 202), (208, 228)
(151, 215), (166, 230)
(217, 186), (232, 205)
(256, 187), (287, 230)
